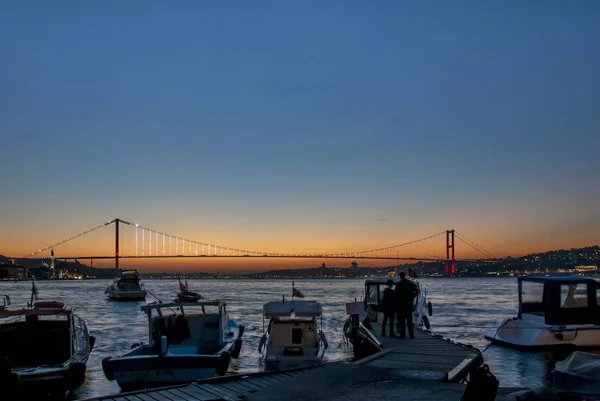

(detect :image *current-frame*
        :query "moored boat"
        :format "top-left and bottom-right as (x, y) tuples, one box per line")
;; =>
(105, 270), (147, 301)
(0, 288), (95, 397)
(485, 276), (600, 349)
(258, 297), (327, 371)
(102, 297), (244, 390)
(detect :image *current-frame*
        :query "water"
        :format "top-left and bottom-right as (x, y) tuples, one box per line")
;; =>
(0, 277), (572, 398)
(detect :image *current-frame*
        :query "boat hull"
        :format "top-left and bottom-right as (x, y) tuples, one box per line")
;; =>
(106, 290), (147, 301)
(259, 333), (326, 372)
(103, 352), (232, 390)
(485, 316), (600, 350)
(16, 362), (87, 396)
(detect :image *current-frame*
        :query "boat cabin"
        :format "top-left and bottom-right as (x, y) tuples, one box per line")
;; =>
(518, 276), (600, 325)
(140, 300), (231, 354)
(0, 302), (89, 368)
(262, 301), (322, 356)
(363, 278), (421, 322)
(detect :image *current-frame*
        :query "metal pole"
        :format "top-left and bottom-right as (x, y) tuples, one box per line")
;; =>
(115, 218), (120, 271)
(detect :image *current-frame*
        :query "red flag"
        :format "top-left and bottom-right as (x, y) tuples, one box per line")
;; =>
(408, 268), (418, 278)
(292, 287), (305, 298)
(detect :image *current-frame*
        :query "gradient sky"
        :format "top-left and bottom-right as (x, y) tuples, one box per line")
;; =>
(1, 1), (599, 271)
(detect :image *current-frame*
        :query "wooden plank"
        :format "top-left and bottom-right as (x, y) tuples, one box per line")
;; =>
(200, 383), (241, 400)
(180, 384), (222, 400)
(143, 391), (178, 401)
(131, 393), (164, 401)
(214, 382), (246, 395)
(246, 377), (273, 388)
(236, 379), (264, 391)
(164, 388), (199, 401)
(259, 375), (281, 384)
(124, 396), (146, 401)
(221, 380), (253, 393)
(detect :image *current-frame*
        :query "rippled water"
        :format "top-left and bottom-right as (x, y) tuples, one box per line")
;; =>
(0, 277), (577, 398)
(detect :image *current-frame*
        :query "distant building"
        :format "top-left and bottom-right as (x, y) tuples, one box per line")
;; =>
(350, 260), (358, 272)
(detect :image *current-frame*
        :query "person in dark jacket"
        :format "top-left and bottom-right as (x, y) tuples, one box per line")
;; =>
(380, 279), (396, 337)
(394, 272), (418, 339)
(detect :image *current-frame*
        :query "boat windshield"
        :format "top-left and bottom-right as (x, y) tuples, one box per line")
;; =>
(521, 280), (545, 315)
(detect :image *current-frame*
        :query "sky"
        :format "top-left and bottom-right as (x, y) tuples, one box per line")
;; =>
(1, 1), (599, 272)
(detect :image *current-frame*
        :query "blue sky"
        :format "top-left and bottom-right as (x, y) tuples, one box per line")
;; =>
(1, 1), (599, 264)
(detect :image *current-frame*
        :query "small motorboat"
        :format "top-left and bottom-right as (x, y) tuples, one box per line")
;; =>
(0, 290), (95, 397)
(173, 279), (203, 303)
(485, 276), (600, 349)
(105, 270), (147, 301)
(259, 299), (328, 371)
(102, 298), (244, 390)
(342, 275), (433, 356)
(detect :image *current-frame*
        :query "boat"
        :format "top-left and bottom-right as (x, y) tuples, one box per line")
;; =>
(105, 270), (147, 301)
(342, 276), (433, 355)
(102, 298), (244, 390)
(485, 276), (600, 349)
(0, 293), (95, 397)
(258, 299), (328, 371)
(553, 351), (600, 396)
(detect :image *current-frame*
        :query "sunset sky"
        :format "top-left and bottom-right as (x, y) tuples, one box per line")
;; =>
(1, 2), (599, 272)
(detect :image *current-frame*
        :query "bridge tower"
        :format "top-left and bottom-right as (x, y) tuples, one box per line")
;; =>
(115, 218), (120, 272)
(446, 230), (455, 276)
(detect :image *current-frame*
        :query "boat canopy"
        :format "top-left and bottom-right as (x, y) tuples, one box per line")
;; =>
(141, 299), (224, 312)
(518, 276), (600, 325)
(262, 301), (322, 318)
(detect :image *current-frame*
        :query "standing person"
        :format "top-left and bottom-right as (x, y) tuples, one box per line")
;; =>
(380, 279), (396, 337)
(394, 272), (418, 339)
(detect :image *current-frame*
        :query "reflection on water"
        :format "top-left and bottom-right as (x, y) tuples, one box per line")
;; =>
(0, 277), (588, 399)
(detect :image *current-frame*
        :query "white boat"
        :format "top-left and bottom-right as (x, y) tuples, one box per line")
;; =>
(0, 297), (95, 397)
(342, 276), (433, 355)
(102, 299), (244, 390)
(485, 276), (600, 349)
(553, 351), (600, 396)
(258, 300), (328, 371)
(105, 270), (147, 301)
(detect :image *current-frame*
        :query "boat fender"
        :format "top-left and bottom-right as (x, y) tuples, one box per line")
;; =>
(67, 362), (86, 390)
(89, 336), (96, 351)
(422, 315), (431, 330)
(216, 351), (231, 376)
(258, 335), (267, 353)
(237, 324), (245, 338)
(427, 301), (433, 316)
(231, 338), (243, 359)
(320, 332), (329, 350)
(102, 357), (115, 381)
(343, 319), (352, 338)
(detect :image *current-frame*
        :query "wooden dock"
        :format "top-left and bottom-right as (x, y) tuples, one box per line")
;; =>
(357, 326), (483, 382)
(83, 328), (483, 401)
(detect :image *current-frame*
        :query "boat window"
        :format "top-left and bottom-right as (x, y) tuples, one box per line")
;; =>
(521, 281), (544, 315)
(292, 327), (303, 344)
(367, 285), (378, 305)
(561, 284), (588, 308)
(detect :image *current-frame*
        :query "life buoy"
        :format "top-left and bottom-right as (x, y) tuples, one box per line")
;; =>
(174, 291), (202, 303)
(33, 301), (65, 310)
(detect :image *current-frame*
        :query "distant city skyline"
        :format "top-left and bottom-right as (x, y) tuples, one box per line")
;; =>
(1, 2), (599, 271)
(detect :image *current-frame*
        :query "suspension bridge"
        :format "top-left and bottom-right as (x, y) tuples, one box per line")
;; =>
(17, 218), (500, 275)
